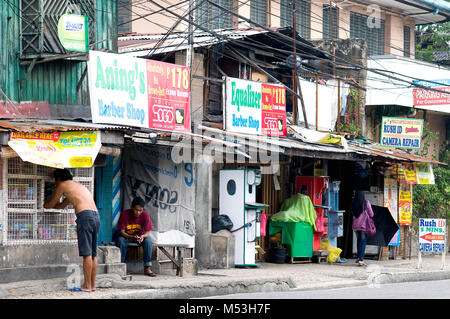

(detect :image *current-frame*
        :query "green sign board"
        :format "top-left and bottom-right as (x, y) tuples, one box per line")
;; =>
(57, 14), (89, 53)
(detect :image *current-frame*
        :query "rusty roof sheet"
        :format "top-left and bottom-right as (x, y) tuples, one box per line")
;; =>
(0, 119), (130, 132)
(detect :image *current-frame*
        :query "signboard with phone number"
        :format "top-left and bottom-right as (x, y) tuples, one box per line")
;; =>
(419, 218), (446, 253)
(88, 51), (190, 133)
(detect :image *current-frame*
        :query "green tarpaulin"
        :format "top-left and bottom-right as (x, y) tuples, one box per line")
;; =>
(270, 194), (317, 231)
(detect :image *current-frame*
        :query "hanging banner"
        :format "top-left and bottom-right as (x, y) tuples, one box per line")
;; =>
(403, 163), (418, 184)
(8, 131), (101, 168)
(383, 177), (398, 222)
(224, 77), (286, 137)
(419, 218), (446, 253)
(122, 144), (195, 246)
(87, 50), (191, 132)
(380, 117), (423, 149)
(398, 182), (412, 225)
(416, 163), (435, 185)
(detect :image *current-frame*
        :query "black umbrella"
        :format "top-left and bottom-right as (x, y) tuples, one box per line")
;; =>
(366, 205), (399, 247)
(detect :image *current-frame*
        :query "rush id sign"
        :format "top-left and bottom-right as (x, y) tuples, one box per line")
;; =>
(224, 77), (286, 137)
(419, 218), (446, 253)
(87, 51), (190, 132)
(380, 117), (423, 149)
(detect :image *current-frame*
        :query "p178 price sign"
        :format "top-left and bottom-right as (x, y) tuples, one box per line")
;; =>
(147, 60), (191, 132)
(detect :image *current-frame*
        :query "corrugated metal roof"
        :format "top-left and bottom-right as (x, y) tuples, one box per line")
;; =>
(199, 124), (444, 165)
(118, 28), (272, 57)
(0, 119), (130, 132)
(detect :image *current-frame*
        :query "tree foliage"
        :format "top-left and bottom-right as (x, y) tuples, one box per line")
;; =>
(415, 21), (450, 65)
(412, 143), (450, 225)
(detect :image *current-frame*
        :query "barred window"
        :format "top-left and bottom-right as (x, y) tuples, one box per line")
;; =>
(118, 0), (132, 34)
(251, 0), (268, 27)
(404, 26), (411, 57)
(20, 0), (96, 58)
(3, 157), (94, 245)
(280, 0), (311, 39)
(323, 4), (338, 39)
(195, 0), (233, 30)
(350, 12), (385, 56)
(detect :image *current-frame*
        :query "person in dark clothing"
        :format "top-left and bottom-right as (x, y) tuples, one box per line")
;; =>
(116, 197), (155, 277)
(351, 190), (374, 266)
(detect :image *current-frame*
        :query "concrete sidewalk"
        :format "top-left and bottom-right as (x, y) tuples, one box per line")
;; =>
(2, 254), (450, 299)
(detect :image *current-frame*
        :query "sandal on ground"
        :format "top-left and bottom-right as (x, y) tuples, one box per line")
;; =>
(144, 267), (157, 277)
(357, 261), (367, 267)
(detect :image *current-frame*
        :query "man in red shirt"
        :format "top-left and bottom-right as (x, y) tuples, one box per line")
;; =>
(116, 197), (155, 276)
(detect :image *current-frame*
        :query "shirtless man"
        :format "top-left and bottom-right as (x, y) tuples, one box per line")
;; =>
(44, 168), (100, 292)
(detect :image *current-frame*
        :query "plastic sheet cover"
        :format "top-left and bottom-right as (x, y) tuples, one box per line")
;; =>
(271, 194), (317, 231)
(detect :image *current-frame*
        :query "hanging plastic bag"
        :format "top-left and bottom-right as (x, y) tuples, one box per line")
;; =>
(260, 211), (267, 237)
(212, 215), (233, 233)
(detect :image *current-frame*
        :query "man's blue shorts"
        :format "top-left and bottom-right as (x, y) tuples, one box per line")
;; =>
(75, 210), (101, 257)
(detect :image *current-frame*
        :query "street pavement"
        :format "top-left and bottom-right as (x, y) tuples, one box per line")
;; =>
(2, 254), (450, 299)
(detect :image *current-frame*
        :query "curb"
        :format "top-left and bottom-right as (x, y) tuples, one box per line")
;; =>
(3, 268), (450, 299)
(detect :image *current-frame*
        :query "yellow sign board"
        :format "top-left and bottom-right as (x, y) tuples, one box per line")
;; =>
(8, 131), (101, 168)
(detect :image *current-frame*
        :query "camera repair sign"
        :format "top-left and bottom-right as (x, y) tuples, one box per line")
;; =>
(419, 218), (446, 253)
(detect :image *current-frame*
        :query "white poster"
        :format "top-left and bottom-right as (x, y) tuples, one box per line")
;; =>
(122, 144), (196, 245)
(384, 178), (398, 222)
(87, 50), (149, 128)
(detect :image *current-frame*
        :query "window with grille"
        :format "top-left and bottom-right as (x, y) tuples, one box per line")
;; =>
(280, 0), (311, 39)
(20, 0), (96, 58)
(350, 12), (385, 56)
(118, 0), (132, 34)
(404, 26), (411, 57)
(195, 0), (233, 30)
(323, 4), (338, 39)
(251, 0), (268, 27)
(2, 157), (94, 245)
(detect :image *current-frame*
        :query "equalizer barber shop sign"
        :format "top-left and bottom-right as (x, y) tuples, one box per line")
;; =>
(87, 51), (190, 132)
(224, 77), (287, 137)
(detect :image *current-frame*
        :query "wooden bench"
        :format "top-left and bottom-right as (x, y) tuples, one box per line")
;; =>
(156, 244), (189, 277)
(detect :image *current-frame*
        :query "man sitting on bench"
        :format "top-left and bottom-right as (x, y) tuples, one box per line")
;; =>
(116, 197), (156, 277)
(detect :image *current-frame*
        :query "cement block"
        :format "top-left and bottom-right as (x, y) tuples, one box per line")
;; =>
(211, 230), (235, 269)
(98, 246), (121, 264)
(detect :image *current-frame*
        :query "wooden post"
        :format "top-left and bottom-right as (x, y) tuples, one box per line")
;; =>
(417, 251), (422, 269)
(315, 76), (318, 130)
(337, 80), (341, 132)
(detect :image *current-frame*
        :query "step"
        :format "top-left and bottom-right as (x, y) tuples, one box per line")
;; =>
(0, 263), (126, 284)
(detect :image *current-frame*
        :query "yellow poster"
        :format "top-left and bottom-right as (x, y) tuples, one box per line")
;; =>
(8, 131), (101, 168)
(403, 163), (418, 184)
(416, 163), (435, 185)
(398, 182), (412, 225)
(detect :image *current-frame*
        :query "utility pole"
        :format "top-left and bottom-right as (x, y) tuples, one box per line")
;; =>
(292, 0), (297, 126)
(292, 1), (308, 128)
(329, 0), (336, 76)
(187, 0), (194, 130)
